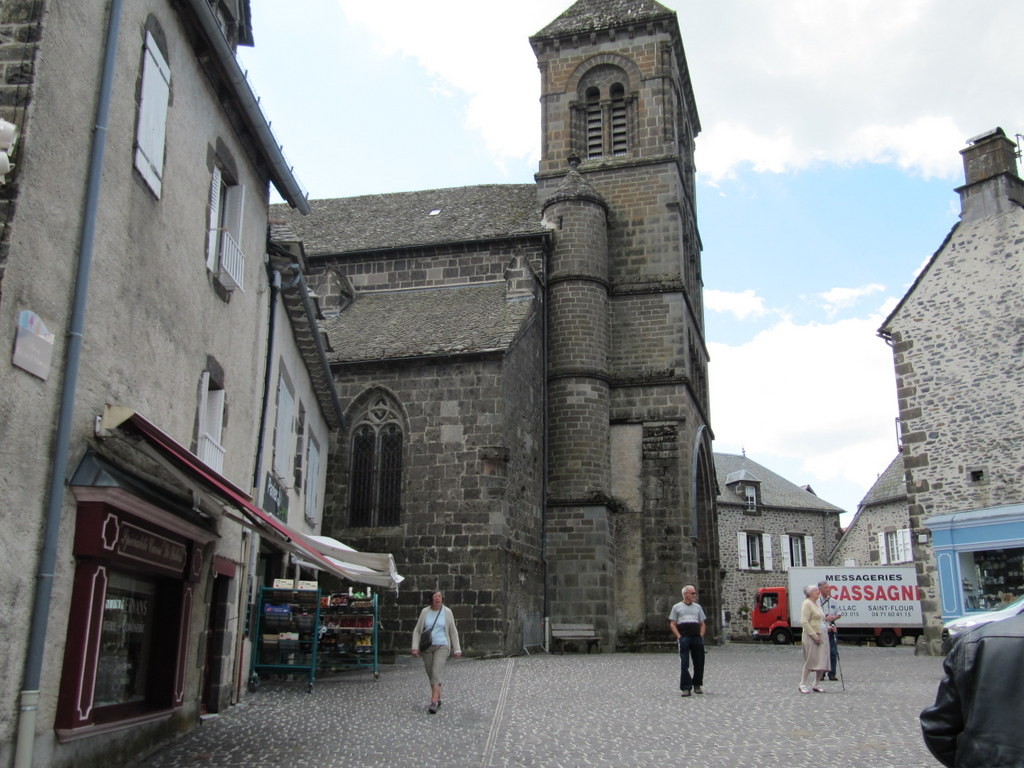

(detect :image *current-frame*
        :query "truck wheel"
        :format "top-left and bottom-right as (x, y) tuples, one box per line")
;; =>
(771, 628), (792, 645)
(877, 629), (898, 648)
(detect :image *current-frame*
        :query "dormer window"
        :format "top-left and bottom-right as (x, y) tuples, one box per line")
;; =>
(745, 484), (756, 511)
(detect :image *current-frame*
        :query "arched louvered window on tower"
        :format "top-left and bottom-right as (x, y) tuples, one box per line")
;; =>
(586, 86), (603, 159)
(348, 396), (404, 527)
(610, 83), (627, 156)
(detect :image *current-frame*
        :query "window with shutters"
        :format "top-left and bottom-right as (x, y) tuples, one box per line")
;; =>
(134, 31), (170, 197)
(197, 371), (225, 473)
(349, 395), (404, 527)
(610, 83), (627, 156)
(304, 436), (321, 525)
(207, 165), (246, 291)
(575, 65), (632, 161)
(272, 371), (295, 485)
(738, 531), (773, 571)
(292, 403), (306, 492)
(585, 87), (603, 159)
(782, 534), (815, 569)
(880, 528), (913, 564)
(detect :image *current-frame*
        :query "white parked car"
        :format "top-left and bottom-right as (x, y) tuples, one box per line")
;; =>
(942, 593), (1024, 653)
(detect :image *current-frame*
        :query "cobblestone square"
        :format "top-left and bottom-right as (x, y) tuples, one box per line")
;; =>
(138, 644), (944, 768)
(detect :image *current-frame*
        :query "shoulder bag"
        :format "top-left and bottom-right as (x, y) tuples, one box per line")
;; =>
(419, 608), (441, 652)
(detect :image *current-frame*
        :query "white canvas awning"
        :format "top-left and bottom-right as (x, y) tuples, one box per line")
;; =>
(293, 533), (404, 590)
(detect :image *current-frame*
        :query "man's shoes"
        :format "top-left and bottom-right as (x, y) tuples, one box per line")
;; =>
(693, 686), (703, 694)
(828, 674), (838, 681)
(680, 689), (692, 697)
(428, 702), (438, 714)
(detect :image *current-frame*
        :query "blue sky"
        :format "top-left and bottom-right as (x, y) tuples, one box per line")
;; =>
(238, 0), (1024, 521)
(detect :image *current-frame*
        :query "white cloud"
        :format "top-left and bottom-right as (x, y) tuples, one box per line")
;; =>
(333, 0), (1024, 185)
(709, 312), (898, 512)
(704, 288), (770, 320)
(818, 284), (885, 315)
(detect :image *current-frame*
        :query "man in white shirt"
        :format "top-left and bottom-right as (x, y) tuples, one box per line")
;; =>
(668, 585), (707, 696)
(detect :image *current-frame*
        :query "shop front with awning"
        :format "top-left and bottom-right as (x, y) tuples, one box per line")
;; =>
(104, 406), (403, 589)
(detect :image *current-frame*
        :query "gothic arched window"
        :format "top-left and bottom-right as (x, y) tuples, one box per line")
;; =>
(348, 396), (403, 526)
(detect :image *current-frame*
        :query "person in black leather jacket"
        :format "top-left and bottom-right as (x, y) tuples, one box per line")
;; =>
(920, 611), (1024, 767)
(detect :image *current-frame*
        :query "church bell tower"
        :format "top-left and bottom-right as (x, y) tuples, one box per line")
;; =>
(531, 0), (719, 643)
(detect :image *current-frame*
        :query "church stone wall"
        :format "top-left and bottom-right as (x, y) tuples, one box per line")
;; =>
(323, 320), (545, 655)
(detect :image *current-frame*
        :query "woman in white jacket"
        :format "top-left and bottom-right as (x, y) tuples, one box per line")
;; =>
(411, 591), (462, 713)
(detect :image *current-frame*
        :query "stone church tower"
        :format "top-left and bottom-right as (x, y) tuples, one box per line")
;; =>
(532, 0), (718, 642)
(274, 0), (718, 654)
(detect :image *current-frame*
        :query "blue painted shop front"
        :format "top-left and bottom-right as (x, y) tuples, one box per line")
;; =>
(925, 503), (1024, 621)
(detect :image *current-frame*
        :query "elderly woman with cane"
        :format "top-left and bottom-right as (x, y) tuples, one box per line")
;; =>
(798, 584), (829, 693)
(411, 591), (462, 714)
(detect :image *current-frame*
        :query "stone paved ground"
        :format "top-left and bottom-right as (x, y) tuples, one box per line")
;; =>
(137, 643), (945, 768)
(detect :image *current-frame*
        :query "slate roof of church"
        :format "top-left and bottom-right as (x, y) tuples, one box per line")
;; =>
(271, 184), (545, 257)
(532, 0), (675, 38)
(714, 453), (845, 514)
(320, 282), (534, 364)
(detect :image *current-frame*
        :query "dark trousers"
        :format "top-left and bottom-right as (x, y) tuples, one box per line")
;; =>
(678, 635), (705, 690)
(828, 630), (838, 676)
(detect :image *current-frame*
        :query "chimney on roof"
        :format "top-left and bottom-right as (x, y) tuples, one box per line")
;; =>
(956, 127), (1024, 221)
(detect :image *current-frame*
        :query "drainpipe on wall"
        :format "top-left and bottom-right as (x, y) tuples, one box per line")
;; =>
(14, 1), (125, 766)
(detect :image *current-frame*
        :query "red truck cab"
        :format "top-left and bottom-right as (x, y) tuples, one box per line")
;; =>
(752, 586), (793, 644)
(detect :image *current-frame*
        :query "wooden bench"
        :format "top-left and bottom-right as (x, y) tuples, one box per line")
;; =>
(551, 623), (601, 654)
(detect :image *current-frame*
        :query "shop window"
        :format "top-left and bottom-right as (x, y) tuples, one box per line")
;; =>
(349, 395), (403, 527)
(958, 547), (1024, 611)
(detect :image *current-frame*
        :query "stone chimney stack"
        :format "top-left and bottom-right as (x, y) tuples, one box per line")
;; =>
(957, 127), (1024, 221)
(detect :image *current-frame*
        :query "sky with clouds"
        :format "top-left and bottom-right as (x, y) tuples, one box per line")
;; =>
(239, 0), (1024, 521)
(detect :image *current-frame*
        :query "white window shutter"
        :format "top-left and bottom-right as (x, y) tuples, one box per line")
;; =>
(878, 532), (889, 565)
(899, 528), (912, 563)
(207, 166), (222, 271)
(305, 440), (321, 522)
(134, 32), (170, 196)
(762, 533), (773, 571)
(737, 531), (748, 569)
(198, 371), (210, 434)
(781, 534), (791, 571)
(273, 375), (295, 480)
(204, 388), (225, 445)
(805, 536), (815, 567)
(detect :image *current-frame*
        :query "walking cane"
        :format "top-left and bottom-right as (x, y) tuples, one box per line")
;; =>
(835, 639), (845, 691)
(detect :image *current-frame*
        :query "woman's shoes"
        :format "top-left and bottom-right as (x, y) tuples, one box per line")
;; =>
(428, 701), (438, 714)
(812, 686), (825, 693)
(798, 685), (810, 694)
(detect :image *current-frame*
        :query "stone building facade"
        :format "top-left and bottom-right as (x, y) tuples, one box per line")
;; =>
(0, 1), (358, 766)
(879, 128), (1024, 652)
(831, 455), (912, 568)
(276, 0), (719, 653)
(714, 453), (843, 641)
